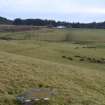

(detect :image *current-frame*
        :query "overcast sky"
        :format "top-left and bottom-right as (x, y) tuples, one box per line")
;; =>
(0, 0), (105, 22)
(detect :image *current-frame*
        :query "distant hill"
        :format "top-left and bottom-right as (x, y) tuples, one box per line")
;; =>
(0, 16), (12, 24)
(0, 16), (105, 29)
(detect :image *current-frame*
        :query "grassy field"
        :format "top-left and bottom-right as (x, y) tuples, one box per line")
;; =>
(0, 27), (105, 42)
(0, 27), (105, 105)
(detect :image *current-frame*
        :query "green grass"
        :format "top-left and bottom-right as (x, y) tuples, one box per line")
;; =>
(0, 28), (105, 42)
(0, 28), (105, 105)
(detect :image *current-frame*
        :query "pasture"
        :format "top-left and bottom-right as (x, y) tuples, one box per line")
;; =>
(0, 26), (105, 105)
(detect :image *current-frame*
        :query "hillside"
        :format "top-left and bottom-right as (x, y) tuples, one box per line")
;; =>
(0, 39), (105, 105)
(0, 17), (12, 24)
(0, 28), (105, 105)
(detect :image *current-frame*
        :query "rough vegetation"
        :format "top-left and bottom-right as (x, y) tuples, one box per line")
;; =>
(0, 27), (105, 105)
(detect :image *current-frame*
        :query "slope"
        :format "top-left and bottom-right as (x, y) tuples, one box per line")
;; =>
(0, 40), (105, 105)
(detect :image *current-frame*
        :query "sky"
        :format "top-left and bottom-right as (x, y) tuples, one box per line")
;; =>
(0, 0), (105, 23)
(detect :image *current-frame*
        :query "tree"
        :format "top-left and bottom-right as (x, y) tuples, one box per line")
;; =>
(13, 18), (23, 25)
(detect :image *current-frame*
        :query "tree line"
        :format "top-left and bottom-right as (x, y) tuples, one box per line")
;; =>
(0, 16), (105, 29)
(13, 18), (71, 27)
